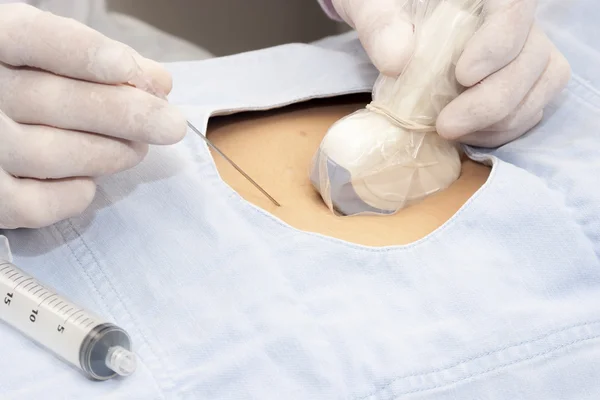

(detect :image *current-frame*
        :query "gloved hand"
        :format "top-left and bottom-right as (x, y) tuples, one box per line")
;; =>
(0, 4), (187, 229)
(327, 0), (415, 77)
(328, 0), (571, 148)
(436, 0), (571, 147)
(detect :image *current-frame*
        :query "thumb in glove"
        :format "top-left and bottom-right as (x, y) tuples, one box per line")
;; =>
(331, 0), (415, 76)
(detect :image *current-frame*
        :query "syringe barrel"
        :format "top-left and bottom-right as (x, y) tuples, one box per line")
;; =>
(0, 261), (134, 380)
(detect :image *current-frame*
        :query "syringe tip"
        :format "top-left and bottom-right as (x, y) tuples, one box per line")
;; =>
(106, 346), (137, 376)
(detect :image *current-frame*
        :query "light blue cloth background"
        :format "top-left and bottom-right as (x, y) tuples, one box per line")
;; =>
(1, 0), (600, 398)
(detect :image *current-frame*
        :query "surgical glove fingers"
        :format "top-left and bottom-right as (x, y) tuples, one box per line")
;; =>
(0, 170), (96, 229)
(129, 53), (174, 98)
(456, 45), (570, 147)
(0, 66), (187, 145)
(458, 110), (543, 148)
(456, 0), (537, 86)
(0, 115), (148, 180)
(486, 44), (571, 133)
(331, 0), (414, 76)
(0, 3), (171, 96)
(437, 26), (552, 141)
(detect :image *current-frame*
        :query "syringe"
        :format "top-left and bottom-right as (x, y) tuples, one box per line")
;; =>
(0, 256), (137, 380)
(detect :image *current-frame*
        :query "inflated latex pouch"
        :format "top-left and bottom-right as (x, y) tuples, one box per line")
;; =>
(310, 0), (485, 216)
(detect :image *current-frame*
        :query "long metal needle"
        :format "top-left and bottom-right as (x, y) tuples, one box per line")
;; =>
(187, 121), (281, 207)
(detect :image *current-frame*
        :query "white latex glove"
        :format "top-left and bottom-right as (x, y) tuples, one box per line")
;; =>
(0, 4), (187, 229)
(329, 0), (415, 76)
(436, 0), (571, 147)
(330, 0), (571, 148)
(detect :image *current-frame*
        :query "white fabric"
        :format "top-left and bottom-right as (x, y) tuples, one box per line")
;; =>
(0, 0), (212, 61)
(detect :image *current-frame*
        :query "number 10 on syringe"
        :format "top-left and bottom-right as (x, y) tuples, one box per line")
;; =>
(0, 261), (137, 380)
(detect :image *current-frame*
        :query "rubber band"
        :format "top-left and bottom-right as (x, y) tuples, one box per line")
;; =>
(366, 103), (438, 133)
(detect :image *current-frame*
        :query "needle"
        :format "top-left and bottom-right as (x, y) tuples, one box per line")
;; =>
(187, 121), (281, 207)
